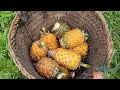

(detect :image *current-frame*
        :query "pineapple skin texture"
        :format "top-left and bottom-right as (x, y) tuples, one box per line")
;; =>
(30, 40), (48, 62)
(69, 42), (88, 57)
(60, 29), (85, 48)
(35, 57), (61, 79)
(40, 33), (59, 49)
(49, 48), (81, 70)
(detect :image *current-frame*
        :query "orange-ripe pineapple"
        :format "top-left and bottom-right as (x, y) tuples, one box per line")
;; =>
(48, 48), (81, 70)
(35, 57), (67, 79)
(30, 40), (48, 62)
(40, 27), (59, 49)
(69, 42), (88, 57)
(59, 29), (85, 48)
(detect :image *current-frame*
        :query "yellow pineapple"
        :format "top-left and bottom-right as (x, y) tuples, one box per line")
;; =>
(40, 27), (59, 50)
(30, 40), (48, 62)
(69, 42), (88, 57)
(59, 29), (85, 48)
(35, 57), (67, 79)
(48, 48), (81, 70)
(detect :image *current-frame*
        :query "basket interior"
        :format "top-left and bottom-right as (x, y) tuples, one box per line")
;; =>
(9, 11), (112, 79)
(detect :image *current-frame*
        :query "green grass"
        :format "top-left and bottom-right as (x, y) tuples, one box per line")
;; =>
(0, 11), (26, 79)
(100, 11), (120, 79)
(0, 11), (120, 79)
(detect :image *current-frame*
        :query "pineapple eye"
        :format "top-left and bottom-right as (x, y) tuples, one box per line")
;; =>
(56, 54), (61, 57)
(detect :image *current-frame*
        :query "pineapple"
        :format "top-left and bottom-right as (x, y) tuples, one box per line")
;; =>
(40, 27), (59, 50)
(59, 66), (75, 79)
(35, 57), (67, 79)
(30, 40), (48, 62)
(48, 48), (81, 70)
(51, 21), (71, 39)
(59, 29), (85, 48)
(69, 42), (88, 57)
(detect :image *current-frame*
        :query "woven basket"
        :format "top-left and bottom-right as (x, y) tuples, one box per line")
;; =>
(8, 11), (114, 79)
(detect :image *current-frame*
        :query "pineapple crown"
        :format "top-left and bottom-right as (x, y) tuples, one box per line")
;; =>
(54, 70), (66, 79)
(40, 26), (50, 35)
(59, 39), (66, 48)
(38, 40), (46, 48)
(48, 50), (55, 58)
(81, 30), (89, 41)
(51, 21), (70, 32)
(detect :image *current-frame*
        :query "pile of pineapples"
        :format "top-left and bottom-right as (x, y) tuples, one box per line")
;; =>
(30, 21), (90, 79)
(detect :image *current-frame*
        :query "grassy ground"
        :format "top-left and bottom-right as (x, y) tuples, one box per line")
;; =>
(0, 11), (119, 79)
(100, 11), (120, 79)
(0, 11), (26, 79)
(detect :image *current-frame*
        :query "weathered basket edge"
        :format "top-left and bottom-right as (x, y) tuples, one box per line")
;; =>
(8, 11), (114, 79)
(95, 11), (114, 65)
(8, 11), (36, 79)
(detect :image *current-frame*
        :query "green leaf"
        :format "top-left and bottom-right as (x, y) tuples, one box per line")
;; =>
(1, 22), (4, 29)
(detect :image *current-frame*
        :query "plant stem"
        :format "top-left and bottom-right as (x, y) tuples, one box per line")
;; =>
(80, 62), (90, 68)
